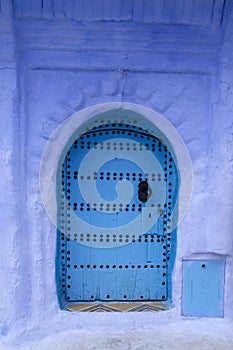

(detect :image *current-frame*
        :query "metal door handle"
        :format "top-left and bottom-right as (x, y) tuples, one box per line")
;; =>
(138, 180), (149, 202)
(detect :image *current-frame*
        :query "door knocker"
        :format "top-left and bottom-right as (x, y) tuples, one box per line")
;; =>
(138, 179), (151, 202)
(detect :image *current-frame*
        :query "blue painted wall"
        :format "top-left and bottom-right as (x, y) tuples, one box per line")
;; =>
(1, 0), (233, 341)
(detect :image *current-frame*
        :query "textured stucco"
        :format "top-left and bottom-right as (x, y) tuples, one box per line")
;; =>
(1, 0), (233, 348)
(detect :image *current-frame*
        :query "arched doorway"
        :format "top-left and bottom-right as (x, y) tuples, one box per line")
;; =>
(56, 108), (180, 311)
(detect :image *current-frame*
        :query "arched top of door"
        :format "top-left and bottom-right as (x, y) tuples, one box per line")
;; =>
(40, 102), (192, 231)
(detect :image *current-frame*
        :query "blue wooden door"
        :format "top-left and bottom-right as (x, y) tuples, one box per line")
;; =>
(58, 122), (178, 305)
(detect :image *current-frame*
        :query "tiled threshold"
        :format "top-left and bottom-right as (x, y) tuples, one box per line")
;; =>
(67, 302), (167, 312)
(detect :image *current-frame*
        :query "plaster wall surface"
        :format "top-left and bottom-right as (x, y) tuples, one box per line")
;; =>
(0, 0), (233, 348)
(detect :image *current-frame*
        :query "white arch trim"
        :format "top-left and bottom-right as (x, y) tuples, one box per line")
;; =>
(39, 102), (193, 231)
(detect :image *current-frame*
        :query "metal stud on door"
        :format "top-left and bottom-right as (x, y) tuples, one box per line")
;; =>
(58, 123), (178, 306)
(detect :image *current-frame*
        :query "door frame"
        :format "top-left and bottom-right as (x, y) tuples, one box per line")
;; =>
(39, 102), (193, 310)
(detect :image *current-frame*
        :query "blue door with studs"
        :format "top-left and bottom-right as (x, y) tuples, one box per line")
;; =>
(57, 122), (178, 307)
